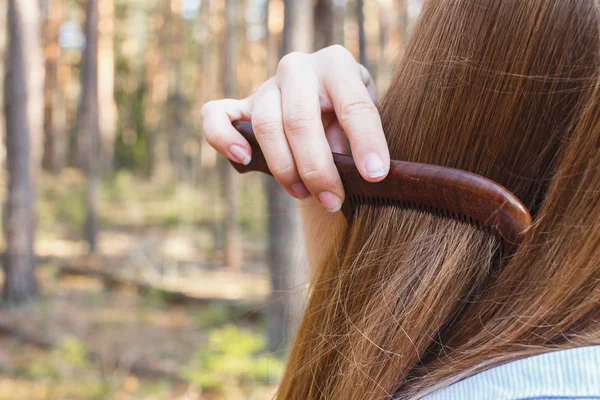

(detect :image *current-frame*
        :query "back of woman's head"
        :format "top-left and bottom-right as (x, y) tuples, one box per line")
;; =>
(278, 0), (600, 398)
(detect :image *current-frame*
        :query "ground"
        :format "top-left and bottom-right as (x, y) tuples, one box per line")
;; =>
(0, 170), (281, 399)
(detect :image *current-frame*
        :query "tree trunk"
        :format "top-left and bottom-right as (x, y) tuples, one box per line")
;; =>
(356, 0), (367, 66)
(144, 10), (166, 178)
(145, 2), (172, 180)
(313, 0), (334, 50)
(263, 0), (312, 353)
(169, 0), (187, 182)
(42, 0), (67, 174)
(78, 0), (100, 253)
(0, 0), (8, 171)
(282, 0), (313, 55)
(221, 0), (242, 270)
(3, 0), (44, 306)
(98, 0), (117, 172)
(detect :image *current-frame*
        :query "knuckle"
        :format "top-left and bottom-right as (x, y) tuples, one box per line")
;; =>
(252, 113), (281, 137)
(323, 44), (354, 62)
(277, 52), (306, 75)
(300, 165), (337, 189)
(339, 98), (378, 124)
(270, 163), (296, 183)
(284, 109), (316, 137)
(200, 101), (215, 120)
(328, 44), (349, 56)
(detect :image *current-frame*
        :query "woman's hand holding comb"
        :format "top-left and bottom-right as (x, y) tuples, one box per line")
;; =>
(200, 45), (390, 212)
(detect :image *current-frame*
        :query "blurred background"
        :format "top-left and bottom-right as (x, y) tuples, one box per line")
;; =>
(0, 0), (422, 398)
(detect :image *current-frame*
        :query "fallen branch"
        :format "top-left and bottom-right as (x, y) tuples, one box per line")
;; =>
(56, 265), (264, 318)
(0, 319), (187, 384)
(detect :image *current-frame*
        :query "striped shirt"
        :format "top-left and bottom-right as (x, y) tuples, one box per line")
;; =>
(423, 346), (600, 399)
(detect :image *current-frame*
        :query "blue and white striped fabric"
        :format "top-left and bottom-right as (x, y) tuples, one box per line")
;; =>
(423, 345), (600, 400)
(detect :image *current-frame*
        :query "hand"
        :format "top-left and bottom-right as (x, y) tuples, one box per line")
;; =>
(200, 45), (389, 212)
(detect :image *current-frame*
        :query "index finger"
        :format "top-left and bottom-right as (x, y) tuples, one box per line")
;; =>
(318, 53), (389, 182)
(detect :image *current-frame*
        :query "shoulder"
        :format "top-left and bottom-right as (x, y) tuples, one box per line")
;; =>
(423, 345), (600, 400)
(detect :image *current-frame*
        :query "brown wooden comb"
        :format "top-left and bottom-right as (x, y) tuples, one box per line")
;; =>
(230, 121), (532, 255)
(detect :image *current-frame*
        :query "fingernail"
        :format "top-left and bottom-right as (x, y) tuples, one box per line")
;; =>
(318, 191), (342, 212)
(291, 182), (311, 199)
(364, 153), (386, 179)
(229, 144), (251, 165)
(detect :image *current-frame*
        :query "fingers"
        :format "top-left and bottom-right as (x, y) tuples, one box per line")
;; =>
(200, 45), (389, 215)
(200, 98), (253, 165)
(252, 79), (310, 199)
(318, 46), (390, 182)
(277, 53), (345, 212)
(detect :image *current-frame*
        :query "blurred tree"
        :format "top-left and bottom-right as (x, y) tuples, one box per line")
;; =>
(42, 0), (67, 174)
(221, 0), (242, 270)
(3, 0), (44, 305)
(282, 0), (313, 54)
(78, 0), (100, 253)
(98, 0), (117, 171)
(264, 0), (313, 353)
(357, 0), (366, 66)
(313, 0), (334, 50)
(0, 0), (7, 171)
(169, 0), (187, 182)
(143, 7), (168, 178)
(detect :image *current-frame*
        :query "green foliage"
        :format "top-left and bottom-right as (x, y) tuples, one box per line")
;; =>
(180, 325), (283, 395)
(115, 82), (151, 175)
(101, 170), (137, 202)
(17, 337), (117, 398)
(194, 304), (234, 329)
(37, 172), (86, 230)
(144, 287), (177, 305)
(19, 337), (93, 379)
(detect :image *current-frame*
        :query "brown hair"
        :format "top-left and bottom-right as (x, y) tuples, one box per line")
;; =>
(277, 0), (600, 398)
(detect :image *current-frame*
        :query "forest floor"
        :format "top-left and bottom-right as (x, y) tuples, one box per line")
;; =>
(0, 170), (282, 400)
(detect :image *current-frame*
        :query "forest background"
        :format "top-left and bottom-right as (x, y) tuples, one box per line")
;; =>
(0, 0), (421, 398)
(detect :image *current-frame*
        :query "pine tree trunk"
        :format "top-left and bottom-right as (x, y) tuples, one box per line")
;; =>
(356, 0), (367, 66)
(144, 11), (164, 178)
(42, 0), (66, 174)
(313, 0), (334, 50)
(221, 0), (242, 270)
(3, 0), (44, 306)
(0, 0), (8, 171)
(169, 0), (186, 182)
(78, 0), (100, 253)
(263, 0), (312, 353)
(146, 3), (171, 180)
(282, 0), (313, 54)
(98, 0), (117, 172)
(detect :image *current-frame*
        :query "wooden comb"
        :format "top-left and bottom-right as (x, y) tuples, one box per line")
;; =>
(230, 121), (532, 255)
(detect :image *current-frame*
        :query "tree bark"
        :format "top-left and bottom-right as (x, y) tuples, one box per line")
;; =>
(282, 0), (313, 55)
(144, 10), (166, 178)
(0, 0), (8, 171)
(169, 0), (187, 182)
(98, 0), (117, 172)
(313, 0), (334, 50)
(263, 0), (312, 353)
(3, 0), (44, 306)
(42, 0), (67, 174)
(222, 0), (242, 271)
(356, 0), (367, 66)
(78, 0), (100, 253)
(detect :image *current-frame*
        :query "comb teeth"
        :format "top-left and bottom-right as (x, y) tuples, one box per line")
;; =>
(348, 194), (503, 244)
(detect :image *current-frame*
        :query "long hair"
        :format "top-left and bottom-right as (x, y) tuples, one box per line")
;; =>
(277, 0), (600, 398)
